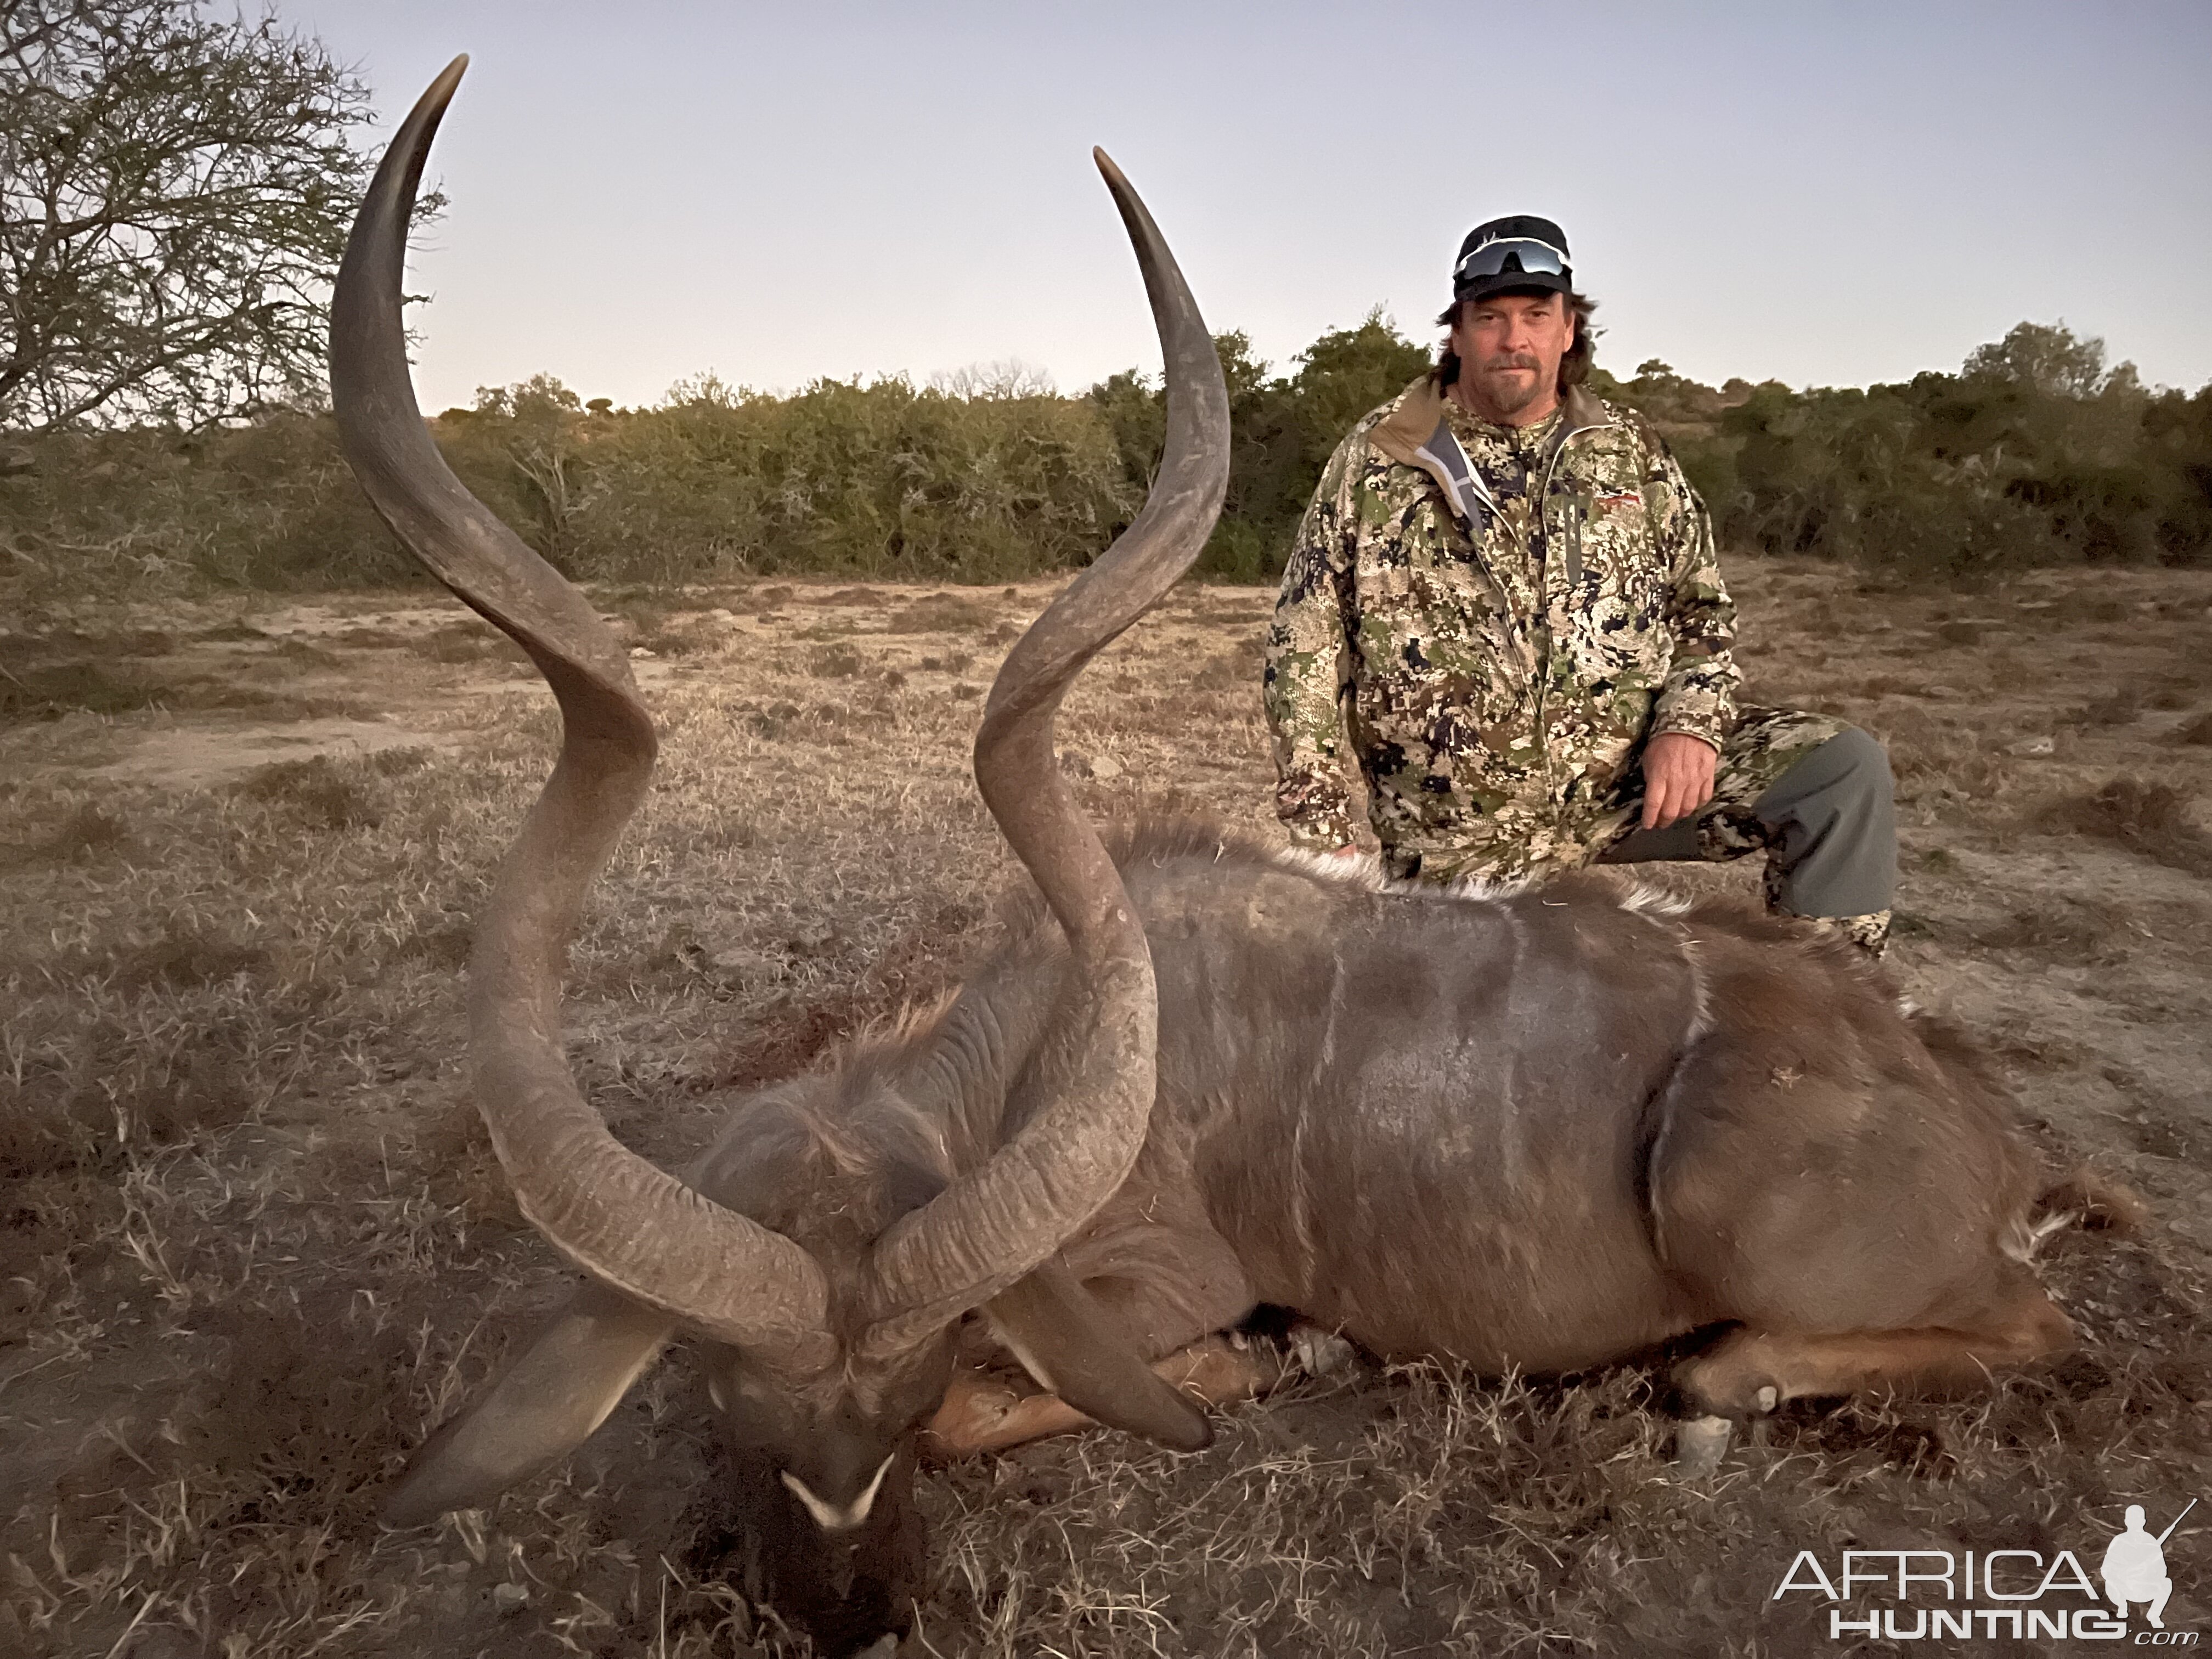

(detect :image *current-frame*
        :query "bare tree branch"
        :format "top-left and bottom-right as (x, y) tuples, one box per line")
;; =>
(0, 0), (407, 431)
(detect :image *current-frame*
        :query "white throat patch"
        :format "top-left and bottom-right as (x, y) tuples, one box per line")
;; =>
(781, 1453), (895, 1532)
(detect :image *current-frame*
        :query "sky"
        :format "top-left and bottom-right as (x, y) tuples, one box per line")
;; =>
(283, 0), (2212, 414)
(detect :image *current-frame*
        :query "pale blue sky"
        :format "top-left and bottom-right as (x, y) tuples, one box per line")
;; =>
(286, 1), (2212, 412)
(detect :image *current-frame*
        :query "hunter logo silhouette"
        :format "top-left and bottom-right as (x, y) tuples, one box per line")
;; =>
(2104, 1499), (2193, 1629)
(1771, 1494), (2202, 1642)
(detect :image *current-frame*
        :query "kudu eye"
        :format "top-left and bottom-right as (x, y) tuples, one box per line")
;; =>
(779, 1453), (896, 1532)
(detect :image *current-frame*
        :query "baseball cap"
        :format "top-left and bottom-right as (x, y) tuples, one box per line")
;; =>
(1452, 215), (1573, 303)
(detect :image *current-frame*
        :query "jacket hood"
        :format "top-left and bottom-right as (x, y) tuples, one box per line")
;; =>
(1364, 374), (1615, 533)
(1369, 374), (1612, 473)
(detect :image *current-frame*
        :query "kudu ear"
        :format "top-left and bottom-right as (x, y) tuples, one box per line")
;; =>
(383, 1282), (676, 1525)
(986, 1258), (1211, 1452)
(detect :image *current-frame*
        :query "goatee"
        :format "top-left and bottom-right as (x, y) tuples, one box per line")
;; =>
(1475, 365), (1543, 415)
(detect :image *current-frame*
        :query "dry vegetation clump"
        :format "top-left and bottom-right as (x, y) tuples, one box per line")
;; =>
(236, 754), (388, 830)
(885, 594), (996, 634)
(2070, 684), (2143, 727)
(1, 658), (177, 721)
(1970, 896), (2136, 964)
(0, 648), (368, 725)
(2042, 777), (2212, 875)
(1189, 639), (1264, 696)
(408, 619), (529, 664)
(4, 562), (2211, 1655)
(806, 643), (868, 679)
(0, 800), (132, 865)
(1865, 704), (2016, 814)
(601, 599), (736, 659)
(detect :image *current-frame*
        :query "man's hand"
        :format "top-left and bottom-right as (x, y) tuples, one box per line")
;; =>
(1639, 732), (1718, 831)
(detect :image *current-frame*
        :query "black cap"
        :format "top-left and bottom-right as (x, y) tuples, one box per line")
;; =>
(1452, 214), (1573, 303)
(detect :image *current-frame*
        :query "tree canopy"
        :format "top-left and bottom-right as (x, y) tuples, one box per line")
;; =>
(0, 0), (376, 431)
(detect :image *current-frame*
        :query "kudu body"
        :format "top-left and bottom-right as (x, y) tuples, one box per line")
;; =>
(339, 63), (2089, 1657)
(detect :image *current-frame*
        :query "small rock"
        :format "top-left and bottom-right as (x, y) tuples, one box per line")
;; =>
(492, 1582), (529, 1615)
(1090, 753), (1124, 782)
(1673, 1414), (1734, 1477)
(1289, 1324), (1357, 1377)
(2006, 735), (2056, 757)
(629, 646), (657, 659)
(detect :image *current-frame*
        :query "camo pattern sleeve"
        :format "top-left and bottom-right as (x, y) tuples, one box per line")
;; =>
(1641, 422), (1739, 751)
(1262, 425), (1368, 848)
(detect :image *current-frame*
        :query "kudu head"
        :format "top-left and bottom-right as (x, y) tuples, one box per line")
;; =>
(331, 58), (1228, 1654)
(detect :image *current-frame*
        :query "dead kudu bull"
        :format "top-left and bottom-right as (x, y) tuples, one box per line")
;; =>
(339, 61), (2112, 1657)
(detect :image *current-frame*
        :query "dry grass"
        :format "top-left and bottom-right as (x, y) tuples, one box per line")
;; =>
(885, 595), (997, 635)
(917, 1227), (2210, 1658)
(4, 565), (2211, 1656)
(2042, 777), (2212, 876)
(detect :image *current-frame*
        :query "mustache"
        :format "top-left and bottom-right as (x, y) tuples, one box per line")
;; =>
(1477, 353), (1543, 374)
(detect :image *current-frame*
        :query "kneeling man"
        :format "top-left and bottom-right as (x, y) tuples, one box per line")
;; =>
(1264, 215), (1895, 956)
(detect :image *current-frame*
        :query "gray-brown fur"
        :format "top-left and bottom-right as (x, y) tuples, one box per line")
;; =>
(857, 820), (2064, 1384)
(686, 807), (2070, 1392)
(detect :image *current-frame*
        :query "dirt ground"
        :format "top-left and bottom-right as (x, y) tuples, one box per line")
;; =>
(3, 560), (2210, 1658)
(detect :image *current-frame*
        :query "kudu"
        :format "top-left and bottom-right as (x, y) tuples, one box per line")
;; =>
(340, 61), (2100, 1657)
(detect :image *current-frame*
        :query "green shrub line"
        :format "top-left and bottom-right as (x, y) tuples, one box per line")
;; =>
(3, 316), (2206, 600)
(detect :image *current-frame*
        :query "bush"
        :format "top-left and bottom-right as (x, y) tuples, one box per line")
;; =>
(0, 372), (1139, 599)
(0, 413), (405, 596)
(561, 374), (1135, 584)
(1092, 311), (1433, 581)
(1703, 326), (2212, 579)
(3, 318), (2206, 600)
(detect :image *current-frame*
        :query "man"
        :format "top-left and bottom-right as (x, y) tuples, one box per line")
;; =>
(1263, 215), (1896, 956)
(2100, 1504), (2174, 1628)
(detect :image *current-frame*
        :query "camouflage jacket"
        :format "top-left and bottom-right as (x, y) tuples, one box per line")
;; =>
(1262, 375), (1739, 868)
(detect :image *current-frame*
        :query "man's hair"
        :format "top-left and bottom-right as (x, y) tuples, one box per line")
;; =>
(1434, 290), (1599, 394)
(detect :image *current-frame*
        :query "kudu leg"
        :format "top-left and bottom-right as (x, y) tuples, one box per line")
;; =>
(921, 1335), (1291, 1460)
(1673, 1286), (2075, 1418)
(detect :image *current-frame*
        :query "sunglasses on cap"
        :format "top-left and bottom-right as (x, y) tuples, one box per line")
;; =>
(1454, 236), (1570, 283)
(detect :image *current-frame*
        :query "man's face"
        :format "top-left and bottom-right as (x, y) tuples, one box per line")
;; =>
(1450, 291), (1575, 422)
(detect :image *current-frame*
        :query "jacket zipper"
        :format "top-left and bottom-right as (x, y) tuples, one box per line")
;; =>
(1533, 418), (1606, 805)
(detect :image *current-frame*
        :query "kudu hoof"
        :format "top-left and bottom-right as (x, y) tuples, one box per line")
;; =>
(1672, 1413), (1735, 1476)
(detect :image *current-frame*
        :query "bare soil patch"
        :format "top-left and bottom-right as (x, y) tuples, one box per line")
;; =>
(3, 564), (2210, 1656)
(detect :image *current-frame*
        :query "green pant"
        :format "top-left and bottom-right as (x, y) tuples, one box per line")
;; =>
(1383, 707), (1898, 951)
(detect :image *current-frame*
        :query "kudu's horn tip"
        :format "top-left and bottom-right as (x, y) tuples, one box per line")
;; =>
(377, 57), (468, 178)
(404, 55), (469, 136)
